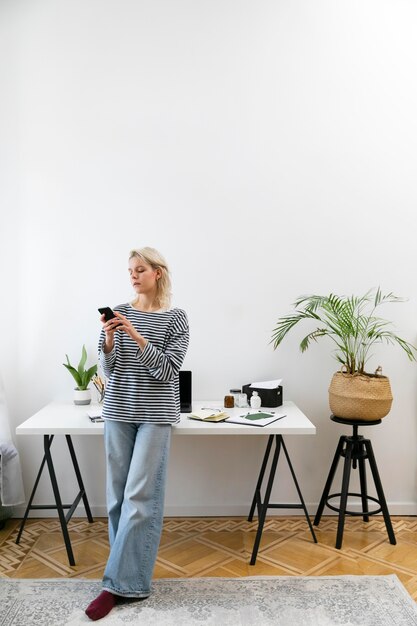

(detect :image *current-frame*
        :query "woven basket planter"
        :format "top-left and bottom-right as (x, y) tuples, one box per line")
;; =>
(328, 371), (393, 421)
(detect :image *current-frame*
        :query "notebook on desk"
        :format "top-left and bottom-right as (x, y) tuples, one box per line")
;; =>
(188, 409), (229, 422)
(87, 407), (103, 422)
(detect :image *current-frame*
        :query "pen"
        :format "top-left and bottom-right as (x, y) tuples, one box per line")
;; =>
(93, 375), (105, 391)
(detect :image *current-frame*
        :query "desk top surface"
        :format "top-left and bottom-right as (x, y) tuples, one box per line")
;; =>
(16, 400), (316, 436)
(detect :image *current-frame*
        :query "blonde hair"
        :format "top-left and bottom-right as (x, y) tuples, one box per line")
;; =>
(129, 247), (172, 311)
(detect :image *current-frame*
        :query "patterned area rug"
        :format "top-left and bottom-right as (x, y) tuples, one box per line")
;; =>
(2, 575), (417, 625)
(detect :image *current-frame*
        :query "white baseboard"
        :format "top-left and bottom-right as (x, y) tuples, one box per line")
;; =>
(12, 502), (417, 519)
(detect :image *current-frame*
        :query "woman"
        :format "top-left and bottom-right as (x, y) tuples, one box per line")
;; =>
(86, 247), (189, 621)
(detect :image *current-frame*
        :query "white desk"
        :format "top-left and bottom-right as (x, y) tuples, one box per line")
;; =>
(16, 400), (315, 436)
(16, 400), (316, 565)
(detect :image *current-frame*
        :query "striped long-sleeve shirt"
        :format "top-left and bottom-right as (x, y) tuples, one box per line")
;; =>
(98, 304), (189, 424)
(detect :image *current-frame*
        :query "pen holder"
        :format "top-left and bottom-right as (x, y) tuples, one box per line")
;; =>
(93, 377), (106, 404)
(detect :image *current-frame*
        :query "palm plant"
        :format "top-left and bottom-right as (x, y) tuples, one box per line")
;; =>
(272, 288), (416, 375)
(63, 345), (97, 390)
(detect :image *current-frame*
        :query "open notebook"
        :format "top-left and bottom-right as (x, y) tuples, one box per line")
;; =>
(188, 409), (229, 422)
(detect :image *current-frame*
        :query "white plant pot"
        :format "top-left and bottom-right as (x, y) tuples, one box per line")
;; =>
(73, 388), (91, 405)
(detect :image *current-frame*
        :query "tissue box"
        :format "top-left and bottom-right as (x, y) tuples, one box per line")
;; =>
(242, 383), (283, 408)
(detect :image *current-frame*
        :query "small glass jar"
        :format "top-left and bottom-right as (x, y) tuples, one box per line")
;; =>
(237, 392), (248, 408)
(224, 394), (234, 408)
(229, 388), (241, 406)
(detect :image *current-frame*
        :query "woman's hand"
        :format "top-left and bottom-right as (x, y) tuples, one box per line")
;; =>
(100, 314), (121, 353)
(112, 312), (148, 351)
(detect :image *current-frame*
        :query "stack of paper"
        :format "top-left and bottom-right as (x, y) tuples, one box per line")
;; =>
(249, 379), (282, 389)
(188, 409), (229, 423)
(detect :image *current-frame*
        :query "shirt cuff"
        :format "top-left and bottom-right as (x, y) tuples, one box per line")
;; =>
(100, 344), (115, 362)
(136, 341), (157, 367)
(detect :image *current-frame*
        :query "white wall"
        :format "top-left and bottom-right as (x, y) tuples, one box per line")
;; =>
(2, 0), (417, 517)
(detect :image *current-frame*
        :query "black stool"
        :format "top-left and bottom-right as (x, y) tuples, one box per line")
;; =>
(314, 415), (396, 549)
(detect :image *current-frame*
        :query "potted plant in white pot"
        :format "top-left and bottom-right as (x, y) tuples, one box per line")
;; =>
(63, 345), (97, 405)
(271, 288), (417, 420)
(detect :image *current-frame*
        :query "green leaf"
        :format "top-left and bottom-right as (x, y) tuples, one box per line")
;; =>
(85, 364), (98, 384)
(64, 346), (98, 390)
(63, 363), (82, 387)
(299, 329), (329, 352)
(78, 345), (87, 378)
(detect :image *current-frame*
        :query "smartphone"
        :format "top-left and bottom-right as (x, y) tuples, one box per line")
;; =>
(98, 307), (116, 322)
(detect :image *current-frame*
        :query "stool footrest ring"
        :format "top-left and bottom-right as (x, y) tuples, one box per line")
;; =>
(326, 492), (382, 517)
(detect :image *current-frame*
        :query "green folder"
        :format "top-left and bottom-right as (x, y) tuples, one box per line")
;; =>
(244, 412), (274, 421)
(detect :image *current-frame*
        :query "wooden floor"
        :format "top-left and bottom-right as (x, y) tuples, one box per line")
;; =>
(1, 516), (417, 600)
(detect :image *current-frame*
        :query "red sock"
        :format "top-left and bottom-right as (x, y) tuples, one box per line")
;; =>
(85, 590), (116, 621)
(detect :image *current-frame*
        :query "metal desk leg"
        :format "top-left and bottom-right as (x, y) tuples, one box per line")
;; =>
(15, 434), (94, 566)
(249, 435), (316, 565)
(43, 435), (76, 566)
(15, 436), (51, 545)
(280, 437), (317, 544)
(250, 435), (281, 565)
(248, 435), (274, 523)
(65, 435), (94, 523)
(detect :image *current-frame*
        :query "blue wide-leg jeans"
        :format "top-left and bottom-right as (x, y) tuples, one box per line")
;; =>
(102, 420), (172, 598)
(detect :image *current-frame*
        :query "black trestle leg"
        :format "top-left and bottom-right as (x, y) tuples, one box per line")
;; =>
(250, 436), (281, 565)
(280, 438), (317, 543)
(14, 432), (93, 567)
(15, 437), (52, 545)
(248, 435), (274, 523)
(66, 435), (94, 523)
(249, 434), (316, 565)
(43, 435), (76, 565)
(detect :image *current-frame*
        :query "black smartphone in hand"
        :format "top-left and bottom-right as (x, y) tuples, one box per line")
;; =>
(98, 307), (116, 322)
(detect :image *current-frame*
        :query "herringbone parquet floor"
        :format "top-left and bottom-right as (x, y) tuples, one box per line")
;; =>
(1, 516), (417, 600)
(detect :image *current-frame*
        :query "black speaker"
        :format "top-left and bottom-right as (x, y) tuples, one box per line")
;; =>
(179, 370), (192, 413)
